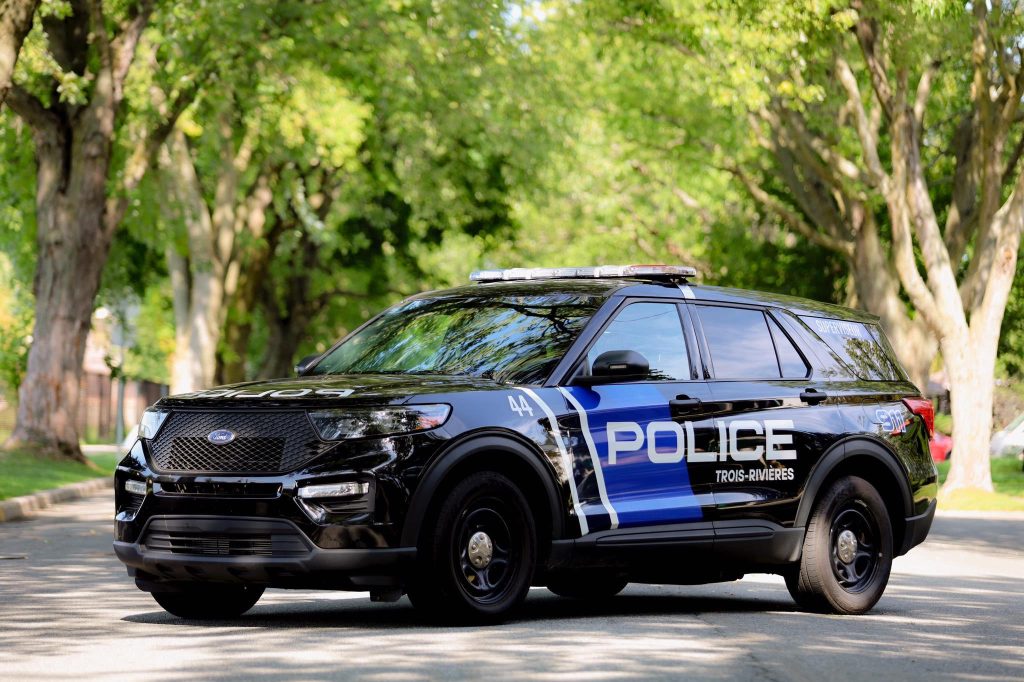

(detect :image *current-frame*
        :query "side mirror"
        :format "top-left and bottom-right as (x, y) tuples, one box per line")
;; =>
(574, 350), (649, 386)
(294, 354), (320, 376)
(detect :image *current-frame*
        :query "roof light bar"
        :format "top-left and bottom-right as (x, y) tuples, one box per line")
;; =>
(469, 264), (697, 283)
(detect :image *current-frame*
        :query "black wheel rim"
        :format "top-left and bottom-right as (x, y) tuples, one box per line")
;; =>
(829, 502), (880, 593)
(453, 495), (518, 605)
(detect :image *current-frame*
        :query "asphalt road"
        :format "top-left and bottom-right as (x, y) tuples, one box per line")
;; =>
(1, 494), (1022, 682)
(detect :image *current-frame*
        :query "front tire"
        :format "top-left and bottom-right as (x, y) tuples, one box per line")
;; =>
(786, 476), (892, 614)
(151, 584), (264, 619)
(407, 471), (536, 624)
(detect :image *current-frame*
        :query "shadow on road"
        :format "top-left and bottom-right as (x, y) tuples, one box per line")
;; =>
(2, 497), (1022, 680)
(121, 589), (800, 629)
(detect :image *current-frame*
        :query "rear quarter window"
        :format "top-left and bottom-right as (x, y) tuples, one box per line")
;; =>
(799, 316), (904, 381)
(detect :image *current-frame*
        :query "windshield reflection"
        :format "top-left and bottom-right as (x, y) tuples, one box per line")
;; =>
(311, 294), (600, 384)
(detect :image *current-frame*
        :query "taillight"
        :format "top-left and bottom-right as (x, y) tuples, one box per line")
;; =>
(903, 397), (934, 437)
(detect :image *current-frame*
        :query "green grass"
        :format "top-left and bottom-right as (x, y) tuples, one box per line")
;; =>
(937, 457), (1024, 511)
(0, 449), (119, 501)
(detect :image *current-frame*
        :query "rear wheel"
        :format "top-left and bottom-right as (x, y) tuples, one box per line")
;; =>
(547, 572), (628, 599)
(151, 584), (264, 619)
(786, 475), (892, 614)
(407, 471), (536, 624)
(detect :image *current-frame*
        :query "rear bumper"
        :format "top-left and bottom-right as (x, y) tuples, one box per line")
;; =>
(898, 498), (936, 556)
(113, 515), (415, 591)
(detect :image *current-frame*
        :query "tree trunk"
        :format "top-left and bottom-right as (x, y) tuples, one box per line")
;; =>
(258, 316), (304, 380)
(0, 0), (38, 107)
(941, 331), (996, 492)
(162, 130), (224, 393)
(5, 105), (115, 462)
(849, 216), (935, 390)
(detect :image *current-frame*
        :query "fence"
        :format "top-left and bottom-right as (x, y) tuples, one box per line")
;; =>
(0, 373), (166, 445)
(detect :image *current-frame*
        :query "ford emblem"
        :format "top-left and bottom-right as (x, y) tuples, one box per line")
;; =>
(207, 429), (236, 445)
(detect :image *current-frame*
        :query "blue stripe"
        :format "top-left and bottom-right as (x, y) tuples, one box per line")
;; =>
(564, 385), (703, 527)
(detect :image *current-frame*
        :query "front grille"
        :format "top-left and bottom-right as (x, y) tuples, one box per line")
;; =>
(141, 518), (311, 558)
(149, 411), (330, 474)
(145, 531), (275, 557)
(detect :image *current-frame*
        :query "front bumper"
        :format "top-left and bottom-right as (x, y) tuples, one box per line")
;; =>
(115, 515), (415, 590)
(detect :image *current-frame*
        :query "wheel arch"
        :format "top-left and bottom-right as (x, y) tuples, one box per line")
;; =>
(796, 437), (913, 551)
(399, 430), (566, 558)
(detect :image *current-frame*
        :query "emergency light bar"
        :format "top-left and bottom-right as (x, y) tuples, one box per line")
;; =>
(469, 264), (697, 283)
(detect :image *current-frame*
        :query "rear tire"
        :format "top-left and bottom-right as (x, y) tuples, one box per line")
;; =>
(547, 572), (628, 599)
(151, 584), (264, 619)
(786, 475), (892, 614)
(407, 471), (536, 624)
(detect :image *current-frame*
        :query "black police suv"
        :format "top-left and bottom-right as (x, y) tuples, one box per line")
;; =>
(114, 265), (937, 622)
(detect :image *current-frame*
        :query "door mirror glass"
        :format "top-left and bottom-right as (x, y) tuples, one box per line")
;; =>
(294, 354), (320, 376)
(576, 350), (650, 385)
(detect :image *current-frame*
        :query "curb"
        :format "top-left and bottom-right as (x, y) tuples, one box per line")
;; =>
(0, 477), (113, 523)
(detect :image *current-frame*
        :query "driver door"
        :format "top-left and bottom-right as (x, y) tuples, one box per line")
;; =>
(557, 300), (716, 532)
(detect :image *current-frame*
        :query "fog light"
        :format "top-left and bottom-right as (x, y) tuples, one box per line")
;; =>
(297, 482), (368, 499)
(124, 479), (147, 496)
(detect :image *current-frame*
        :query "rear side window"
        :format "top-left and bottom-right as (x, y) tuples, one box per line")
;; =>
(800, 316), (902, 381)
(697, 306), (780, 379)
(768, 315), (809, 378)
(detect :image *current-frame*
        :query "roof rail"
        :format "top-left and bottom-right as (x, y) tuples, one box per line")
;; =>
(469, 264), (696, 283)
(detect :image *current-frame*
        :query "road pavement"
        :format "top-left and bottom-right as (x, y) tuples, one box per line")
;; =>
(0, 493), (1021, 681)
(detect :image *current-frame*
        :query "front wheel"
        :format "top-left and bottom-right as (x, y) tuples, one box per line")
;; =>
(407, 471), (536, 624)
(786, 475), (892, 614)
(151, 584), (264, 619)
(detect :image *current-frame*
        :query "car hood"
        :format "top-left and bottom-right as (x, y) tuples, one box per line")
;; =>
(156, 374), (504, 409)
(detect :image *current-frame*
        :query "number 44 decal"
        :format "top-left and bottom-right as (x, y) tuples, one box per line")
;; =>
(508, 395), (535, 417)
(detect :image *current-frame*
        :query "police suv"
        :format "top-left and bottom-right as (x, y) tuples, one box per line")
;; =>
(113, 265), (937, 622)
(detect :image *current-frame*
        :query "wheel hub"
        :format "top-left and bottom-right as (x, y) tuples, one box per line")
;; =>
(836, 529), (858, 564)
(467, 531), (494, 569)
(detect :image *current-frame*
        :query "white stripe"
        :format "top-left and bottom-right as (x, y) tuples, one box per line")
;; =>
(557, 387), (619, 529)
(516, 388), (589, 536)
(678, 283), (696, 299)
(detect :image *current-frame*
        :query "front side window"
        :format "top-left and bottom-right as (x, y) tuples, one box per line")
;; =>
(311, 293), (601, 384)
(697, 305), (780, 380)
(587, 302), (690, 381)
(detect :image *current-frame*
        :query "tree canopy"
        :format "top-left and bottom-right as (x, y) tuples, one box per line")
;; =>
(0, 0), (1022, 495)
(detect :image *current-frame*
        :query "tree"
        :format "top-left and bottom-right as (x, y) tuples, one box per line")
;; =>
(158, 1), (565, 388)
(577, 0), (1023, 493)
(2, 0), (200, 461)
(0, 0), (38, 107)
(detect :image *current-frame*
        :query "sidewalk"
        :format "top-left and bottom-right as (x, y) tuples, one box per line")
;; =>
(0, 476), (112, 523)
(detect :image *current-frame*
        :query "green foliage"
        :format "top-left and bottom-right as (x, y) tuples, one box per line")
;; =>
(998, 248), (1024, 378)
(122, 285), (175, 384)
(0, 255), (33, 396)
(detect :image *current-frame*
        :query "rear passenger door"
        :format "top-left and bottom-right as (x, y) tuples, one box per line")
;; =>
(689, 303), (836, 529)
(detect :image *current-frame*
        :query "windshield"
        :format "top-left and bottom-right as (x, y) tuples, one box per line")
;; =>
(310, 292), (602, 384)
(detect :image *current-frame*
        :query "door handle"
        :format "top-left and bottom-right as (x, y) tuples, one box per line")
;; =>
(800, 388), (828, 405)
(671, 395), (703, 410)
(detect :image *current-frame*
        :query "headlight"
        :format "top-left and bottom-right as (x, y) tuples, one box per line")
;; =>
(307, 405), (451, 441)
(138, 408), (169, 439)
(298, 482), (369, 499)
